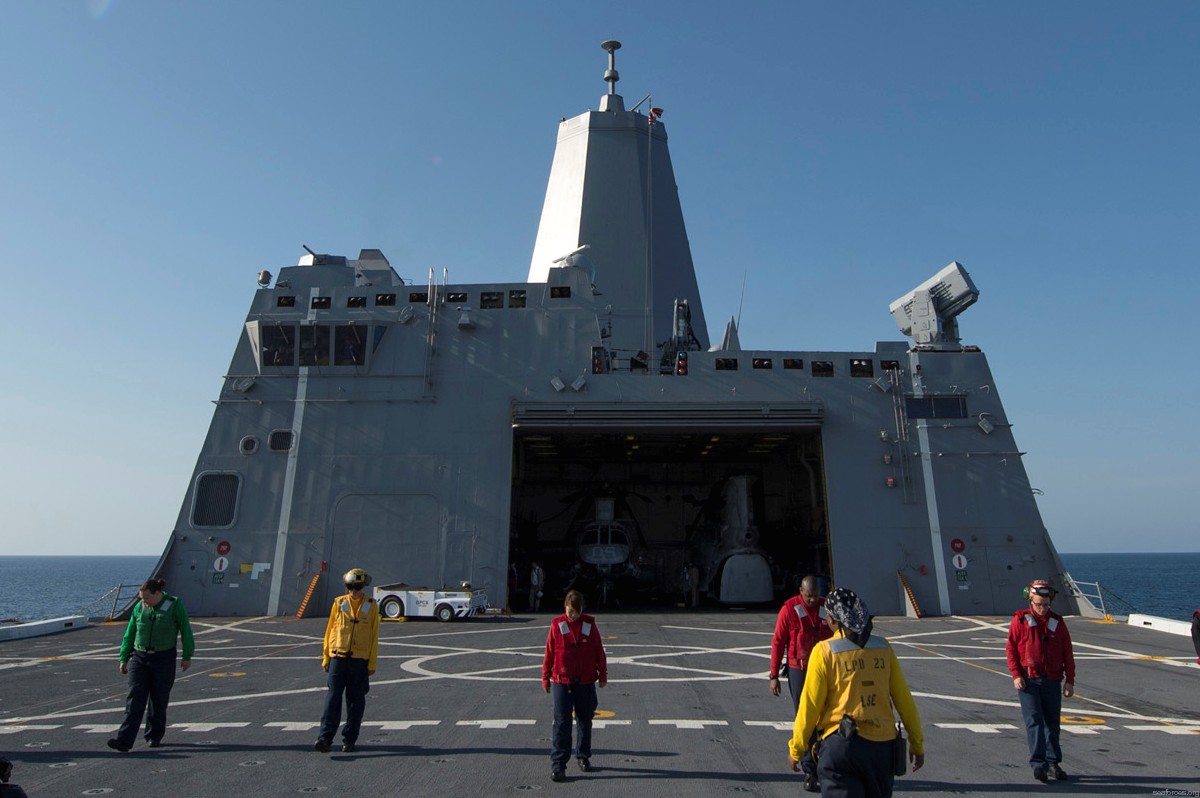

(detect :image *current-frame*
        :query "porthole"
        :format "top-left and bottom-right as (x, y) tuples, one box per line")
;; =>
(239, 436), (260, 456)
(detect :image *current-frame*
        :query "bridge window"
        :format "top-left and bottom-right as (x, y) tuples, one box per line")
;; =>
(905, 396), (968, 419)
(311, 296), (331, 310)
(783, 358), (804, 370)
(408, 292), (428, 303)
(375, 293), (396, 306)
(299, 325), (330, 366)
(752, 358), (772, 369)
(480, 291), (503, 309)
(447, 291), (468, 303)
(509, 290), (527, 308)
(262, 325), (295, 367)
(812, 361), (834, 377)
(715, 358), (738, 371)
(550, 286), (571, 299)
(335, 325), (366, 366)
(347, 296), (367, 308)
(276, 296), (296, 308)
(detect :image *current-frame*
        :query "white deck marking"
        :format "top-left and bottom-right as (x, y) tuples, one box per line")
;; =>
(659, 625), (772, 636)
(456, 719), (536, 729)
(648, 720), (729, 730)
(1123, 724), (1200, 735)
(363, 720), (441, 730)
(72, 725), (119, 734)
(1, 719), (1194, 741)
(591, 720), (632, 729)
(171, 722), (251, 732)
(264, 722), (320, 732)
(912, 691), (1199, 724)
(932, 723), (1018, 733)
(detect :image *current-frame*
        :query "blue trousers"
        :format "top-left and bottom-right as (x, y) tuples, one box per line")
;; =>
(319, 657), (370, 745)
(551, 682), (597, 768)
(816, 732), (895, 798)
(1018, 678), (1063, 768)
(787, 667), (818, 778)
(115, 650), (177, 746)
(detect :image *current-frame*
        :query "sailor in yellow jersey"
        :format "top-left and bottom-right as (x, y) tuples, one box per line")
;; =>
(787, 587), (924, 797)
(314, 568), (380, 754)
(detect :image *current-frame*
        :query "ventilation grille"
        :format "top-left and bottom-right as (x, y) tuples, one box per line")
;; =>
(269, 430), (294, 451)
(192, 474), (239, 527)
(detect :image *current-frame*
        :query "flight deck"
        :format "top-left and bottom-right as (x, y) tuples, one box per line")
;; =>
(1, 612), (1197, 796)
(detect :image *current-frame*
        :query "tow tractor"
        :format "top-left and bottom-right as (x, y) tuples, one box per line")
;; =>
(373, 581), (488, 622)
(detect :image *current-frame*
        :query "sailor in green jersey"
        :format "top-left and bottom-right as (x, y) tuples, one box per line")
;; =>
(107, 577), (195, 752)
(788, 587), (924, 797)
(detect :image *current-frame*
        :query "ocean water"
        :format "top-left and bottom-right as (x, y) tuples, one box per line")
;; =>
(0, 555), (159, 623)
(1060, 552), (1199, 620)
(0, 553), (1194, 623)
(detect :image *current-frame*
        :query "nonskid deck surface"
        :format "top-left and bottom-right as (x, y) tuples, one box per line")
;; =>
(1, 614), (1196, 797)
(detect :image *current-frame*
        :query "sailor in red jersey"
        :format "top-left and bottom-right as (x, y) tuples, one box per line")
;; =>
(1006, 579), (1075, 783)
(769, 575), (833, 792)
(542, 589), (607, 783)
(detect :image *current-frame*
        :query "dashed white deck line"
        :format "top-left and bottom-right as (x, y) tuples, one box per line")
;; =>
(72, 724), (118, 734)
(171, 722), (251, 732)
(364, 720), (441, 730)
(1123, 725), (1200, 735)
(933, 723), (1018, 734)
(0, 724), (60, 734)
(264, 722), (320, 732)
(0, 719), (1185, 739)
(1061, 725), (1112, 734)
(456, 719), (536, 729)
(647, 720), (729, 730)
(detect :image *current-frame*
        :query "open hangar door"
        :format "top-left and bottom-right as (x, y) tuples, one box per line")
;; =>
(509, 402), (829, 609)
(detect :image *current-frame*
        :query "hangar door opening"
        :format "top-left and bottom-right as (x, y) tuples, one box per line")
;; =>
(509, 401), (829, 609)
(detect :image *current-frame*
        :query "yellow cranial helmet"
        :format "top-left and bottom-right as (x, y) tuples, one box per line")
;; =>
(343, 568), (371, 589)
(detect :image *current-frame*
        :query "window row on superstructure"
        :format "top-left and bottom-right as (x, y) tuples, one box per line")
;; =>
(274, 288), (532, 310)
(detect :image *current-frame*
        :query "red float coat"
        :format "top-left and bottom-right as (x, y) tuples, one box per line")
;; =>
(542, 613), (607, 688)
(1006, 608), (1076, 683)
(769, 595), (833, 677)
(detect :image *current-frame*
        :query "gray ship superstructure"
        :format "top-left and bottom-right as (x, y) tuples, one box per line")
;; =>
(154, 41), (1080, 618)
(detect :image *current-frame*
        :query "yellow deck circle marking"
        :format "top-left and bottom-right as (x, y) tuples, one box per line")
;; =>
(1061, 715), (1104, 725)
(594, 709), (615, 719)
(207, 671), (247, 678)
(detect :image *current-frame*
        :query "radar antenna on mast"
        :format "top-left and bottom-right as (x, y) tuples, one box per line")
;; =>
(601, 40), (621, 94)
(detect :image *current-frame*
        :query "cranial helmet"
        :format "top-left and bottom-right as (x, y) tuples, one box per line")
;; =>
(1022, 579), (1056, 601)
(343, 568), (371, 589)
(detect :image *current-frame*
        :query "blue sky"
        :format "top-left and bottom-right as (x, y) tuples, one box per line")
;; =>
(1, 2), (1196, 556)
